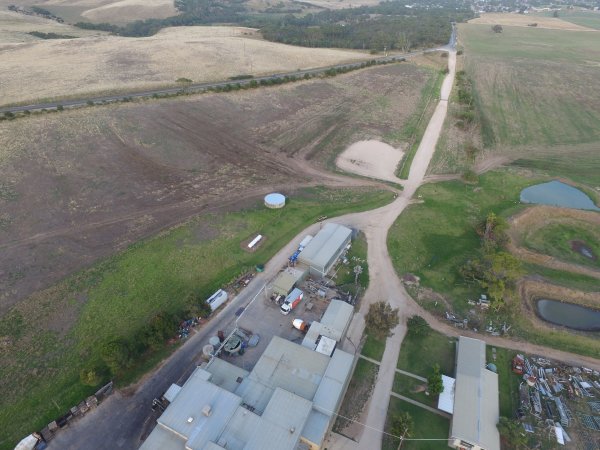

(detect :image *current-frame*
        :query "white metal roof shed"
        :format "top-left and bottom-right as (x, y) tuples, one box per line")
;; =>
(450, 336), (500, 450)
(437, 375), (455, 414)
(320, 300), (354, 337)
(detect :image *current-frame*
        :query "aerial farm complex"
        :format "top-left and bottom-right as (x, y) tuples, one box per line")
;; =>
(141, 217), (357, 450)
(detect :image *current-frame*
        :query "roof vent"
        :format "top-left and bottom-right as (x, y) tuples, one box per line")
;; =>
(289, 427), (296, 434)
(202, 405), (212, 417)
(187, 417), (194, 423)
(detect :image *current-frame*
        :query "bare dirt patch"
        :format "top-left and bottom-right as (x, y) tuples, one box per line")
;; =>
(0, 25), (370, 105)
(468, 13), (596, 31)
(336, 140), (404, 183)
(0, 62), (429, 316)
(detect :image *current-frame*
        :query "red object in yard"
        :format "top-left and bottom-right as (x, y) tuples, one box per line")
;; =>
(218, 330), (225, 342)
(512, 354), (525, 375)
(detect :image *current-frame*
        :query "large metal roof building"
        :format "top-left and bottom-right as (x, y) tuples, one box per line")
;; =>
(298, 223), (352, 277)
(449, 336), (500, 450)
(140, 336), (355, 450)
(302, 299), (354, 352)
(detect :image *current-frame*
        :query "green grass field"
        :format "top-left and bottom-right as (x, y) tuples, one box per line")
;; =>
(361, 334), (386, 361)
(0, 186), (392, 450)
(392, 373), (433, 406)
(486, 346), (520, 417)
(388, 170), (535, 316)
(521, 222), (600, 268)
(383, 397), (450, 450)
(452, 24), (600, 185)
(387, 169), (600, 357)
(397, 329), (457, 378)
(336, 231), (370, 292)
(538, 10), (600, 29)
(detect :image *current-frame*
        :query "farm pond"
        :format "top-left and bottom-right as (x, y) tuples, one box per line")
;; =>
(520, 181), (600, 211)
(536, 299), (600, 332)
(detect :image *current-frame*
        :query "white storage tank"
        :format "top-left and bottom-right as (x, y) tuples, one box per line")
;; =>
(206, 289), (228, 312)
(264, 193), (286, 209)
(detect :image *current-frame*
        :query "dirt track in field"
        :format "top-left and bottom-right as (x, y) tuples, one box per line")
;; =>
(0, 63), (428, 316)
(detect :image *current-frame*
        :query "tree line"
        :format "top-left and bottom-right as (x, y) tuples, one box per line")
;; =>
(73, 0), (473, 52)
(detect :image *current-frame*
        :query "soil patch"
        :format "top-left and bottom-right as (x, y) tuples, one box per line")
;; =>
(336, 140), (404, 183)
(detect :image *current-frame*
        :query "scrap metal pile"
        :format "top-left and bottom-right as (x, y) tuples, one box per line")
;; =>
(513, 354), (600, 447)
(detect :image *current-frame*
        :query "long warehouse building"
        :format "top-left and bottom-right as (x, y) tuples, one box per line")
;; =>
(298, 223), (352, 277)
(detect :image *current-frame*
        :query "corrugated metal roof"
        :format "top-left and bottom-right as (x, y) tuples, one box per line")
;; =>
(157, 368), (241, 450)
(205, 358), (249, 393)
(216, 407), (261, 450)
(139, 424), (187, 450)
(320, 300), (354, 336)
(237, 337), (329, 411)
(312, 350), (353, 416)
(298, 223), (351, 272)
(242, 389), (311, 450)
(438, 375), (455, 414)
(271, 267), (306, 296)
(301, 410), (330, 447)
(163, 384), (182, 403)
(451, 336), (500, 450)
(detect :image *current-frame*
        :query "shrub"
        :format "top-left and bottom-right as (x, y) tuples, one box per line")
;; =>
(406, 315), (431, 337)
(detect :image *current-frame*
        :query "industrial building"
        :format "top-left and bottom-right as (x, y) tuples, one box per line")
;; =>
(302, 299), (354, 354)
(448, 336), (500, 450)
(270, 267), (307, 296)
(140, 336), (354, 450)
(298, 223), (352, 277)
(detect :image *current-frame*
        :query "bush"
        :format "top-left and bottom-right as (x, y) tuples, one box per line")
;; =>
(406, 315), (431, 337)
(56, 105), (64, 111)
(101, 339), (132, 375)
(427, 364), (443, 395)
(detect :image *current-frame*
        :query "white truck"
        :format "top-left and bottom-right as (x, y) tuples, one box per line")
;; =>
(280, 288), (303, 315)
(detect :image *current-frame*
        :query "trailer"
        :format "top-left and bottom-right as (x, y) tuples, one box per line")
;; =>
(280, 288), (303, 315)
(206, 289), (228, 312)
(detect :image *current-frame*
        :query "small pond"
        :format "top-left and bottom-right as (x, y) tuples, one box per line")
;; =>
(520, 181), (600, 211)
(536, 299), (600, 331)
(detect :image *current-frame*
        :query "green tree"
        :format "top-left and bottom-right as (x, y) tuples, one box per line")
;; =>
(101, 339), (131, 375)
(427, 364), (443, 396)
(476, 212), (508, 252)
(492, 24), (503, 33)
(390, 411), (413, 448)
(365, 301), (400, 339)
(497, 417), (528, 449)
(406, 315), (431, 338)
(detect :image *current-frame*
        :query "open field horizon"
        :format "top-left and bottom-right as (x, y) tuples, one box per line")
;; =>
(0, 25), (372, 106)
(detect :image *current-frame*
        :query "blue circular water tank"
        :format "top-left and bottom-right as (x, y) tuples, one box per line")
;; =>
(264, 193), (286, 209)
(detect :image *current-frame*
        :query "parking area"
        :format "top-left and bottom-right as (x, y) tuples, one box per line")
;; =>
(217, 274), (345, 370)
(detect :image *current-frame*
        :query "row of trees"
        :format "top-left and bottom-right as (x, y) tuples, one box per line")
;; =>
(80, 294), (211, 385)
(460, 212), (523, 311)
(74, 0), (473, 51)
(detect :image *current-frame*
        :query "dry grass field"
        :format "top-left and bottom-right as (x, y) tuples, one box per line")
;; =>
(0, 25), (371, 105)
(0, 0), (178, 24)
(0, 62), (429, 315)
(468, 12), (596, 31)
(0, 9), (105, 42)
